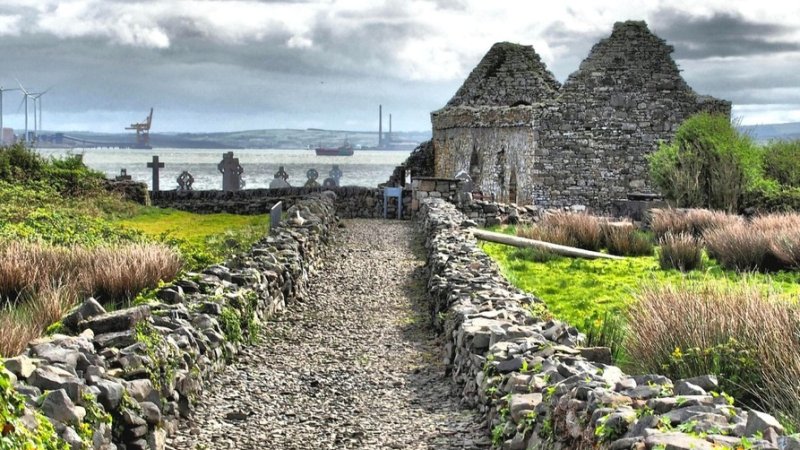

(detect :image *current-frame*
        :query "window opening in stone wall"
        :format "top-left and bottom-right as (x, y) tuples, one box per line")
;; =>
(469, 146), (480, 180)
(509, 168), (518, 204)
(495, 148), (506, 200)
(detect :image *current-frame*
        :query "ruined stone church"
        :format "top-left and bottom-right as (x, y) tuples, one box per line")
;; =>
(431, 21), (731, 211)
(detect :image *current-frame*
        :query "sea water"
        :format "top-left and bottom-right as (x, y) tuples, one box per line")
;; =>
(37, 148), (411, 190)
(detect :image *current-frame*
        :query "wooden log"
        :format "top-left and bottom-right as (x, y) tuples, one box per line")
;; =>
(470, 228), (623, 260)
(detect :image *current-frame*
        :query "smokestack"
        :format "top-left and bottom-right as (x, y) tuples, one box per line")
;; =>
(389, 114), (392, 137)
(378, 104), (383, 148)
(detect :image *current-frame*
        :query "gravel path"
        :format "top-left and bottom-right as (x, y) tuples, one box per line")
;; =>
(168, 219), (490, 450)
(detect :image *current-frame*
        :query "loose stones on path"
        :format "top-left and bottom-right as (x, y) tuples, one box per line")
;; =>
(168, 219), (489, 450)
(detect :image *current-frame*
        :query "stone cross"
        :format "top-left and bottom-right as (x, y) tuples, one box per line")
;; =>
(218, 151), (244, 192)
(147, 156), (164, 191)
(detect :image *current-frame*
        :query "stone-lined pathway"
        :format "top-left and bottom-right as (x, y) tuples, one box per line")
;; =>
(168, 219), (490, 450)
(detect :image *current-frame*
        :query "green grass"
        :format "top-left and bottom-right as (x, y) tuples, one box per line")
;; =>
(481, 227), (800, 359)
(116, 208), (269, 270)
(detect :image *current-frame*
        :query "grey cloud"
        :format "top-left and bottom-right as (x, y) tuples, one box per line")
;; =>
(650, 8), (800, 59)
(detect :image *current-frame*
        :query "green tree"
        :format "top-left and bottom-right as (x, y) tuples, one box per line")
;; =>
(649, 113), (762, 212)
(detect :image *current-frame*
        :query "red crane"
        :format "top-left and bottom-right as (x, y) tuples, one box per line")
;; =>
(126, 108), (153, 148)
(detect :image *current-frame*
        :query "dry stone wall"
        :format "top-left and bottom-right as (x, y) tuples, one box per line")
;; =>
(2, 194), (337, 450)
(419, 197), (794, 450)
(151, 186), (412, 220)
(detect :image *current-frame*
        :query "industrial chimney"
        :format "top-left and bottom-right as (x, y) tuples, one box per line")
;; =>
(389, 113), (392, 145)
(378, 105), (383, 148)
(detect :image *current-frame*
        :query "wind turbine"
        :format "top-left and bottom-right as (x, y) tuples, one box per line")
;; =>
(31, 90), (49, 140)
(16, 81), (31, 142)
(0, 86), (21, 144)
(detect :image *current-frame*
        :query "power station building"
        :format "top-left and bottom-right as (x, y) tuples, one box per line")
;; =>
(430, 21), (731, 211)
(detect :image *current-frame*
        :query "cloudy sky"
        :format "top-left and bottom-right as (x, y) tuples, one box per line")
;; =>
(0, 0), (798, 133)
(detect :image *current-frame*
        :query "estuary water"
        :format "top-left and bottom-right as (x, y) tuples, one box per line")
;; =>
(37, 147), (411, 190)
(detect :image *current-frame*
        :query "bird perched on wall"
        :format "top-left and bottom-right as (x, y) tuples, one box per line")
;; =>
(287, 210), (306, 227)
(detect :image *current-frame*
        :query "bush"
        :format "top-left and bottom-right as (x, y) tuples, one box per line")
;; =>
(704, 223), (770, 271)
(658, 232), (703, 271)
(0, 143), (105, 196)
(763, 140), (800, 188)
(625, 282), (800, 428)
(648, 113), (762, 211)
(602, 223), (654, 257)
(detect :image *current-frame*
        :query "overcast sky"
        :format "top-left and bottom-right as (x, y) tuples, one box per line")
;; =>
(1, 0), (799, 133)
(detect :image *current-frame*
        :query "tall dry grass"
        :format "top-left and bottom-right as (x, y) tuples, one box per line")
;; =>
(541, 212), (603, 251)
(625, 282), (800, 428)
(752, 213), (800, 269)
(650, 208), (742, 240)
(704, 223), (770, 271)
(658, 232), (703, 271)
(602, 223), (654, 257)
(0, 241), (182, 356)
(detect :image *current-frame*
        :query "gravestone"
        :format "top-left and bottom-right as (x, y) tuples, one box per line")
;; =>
(147, 156), (164, 192)
(304, 168), (320, 188)
(218, 152), (244, 192)
(115, 168), (132, 181)
(269, 166), (291, 189)
(177, 171), (194, 191)
(269, 201), (283, 233)
(324, 165), (343, 187)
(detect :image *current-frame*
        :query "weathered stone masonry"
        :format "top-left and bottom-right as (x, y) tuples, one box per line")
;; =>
(432, 21), (731, 212)
(418, 197), (793, 450)
(2, 195), (337, 450)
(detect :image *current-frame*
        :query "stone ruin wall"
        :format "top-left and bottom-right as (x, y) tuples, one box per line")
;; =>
(432, 106), (540, 204)
(432, 21), (732, 213)
(533, 22), (732, 211)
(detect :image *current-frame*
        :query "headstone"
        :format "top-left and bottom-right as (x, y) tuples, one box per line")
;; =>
(322, 177), (338, 188)
(269, 201), (282, 233)
(304, 168), (320, 188)
(269, 166), (291, 189)
(176, 171), (194, 191)
(218, 151), (243, 192)
(329, 165), (343, 182)
(146, 156), (164, 192)
(115, 168), (132, 181)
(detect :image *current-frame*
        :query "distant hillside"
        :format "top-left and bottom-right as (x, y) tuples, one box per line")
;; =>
(739, 122), (800, 142)
(57, 129), (431, 150)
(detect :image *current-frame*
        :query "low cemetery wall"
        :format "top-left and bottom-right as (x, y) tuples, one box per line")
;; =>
(2, 194), (337, 450)
(418, 197), (794, 450)
(150, 186), (413, 220)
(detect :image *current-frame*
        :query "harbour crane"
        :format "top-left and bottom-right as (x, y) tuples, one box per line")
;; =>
(125, 108), (153, 148)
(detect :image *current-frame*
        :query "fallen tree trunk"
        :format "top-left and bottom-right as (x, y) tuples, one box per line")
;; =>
(470, 228), (623, 260)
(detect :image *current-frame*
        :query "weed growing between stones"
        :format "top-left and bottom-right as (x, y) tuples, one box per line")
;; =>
(0, 369), (68, 449)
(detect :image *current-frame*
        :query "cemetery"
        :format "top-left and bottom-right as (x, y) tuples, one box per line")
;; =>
(2, 20), (800, 450)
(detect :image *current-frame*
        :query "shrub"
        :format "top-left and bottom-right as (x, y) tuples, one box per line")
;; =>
(543, 212), (603, 251)
(742, 184), (800, 213)
(648, 113), (762, 211)
(763, 140), (800, 188)
(602, 223), (654, 257)
(625, 282), (800, 428)
(649, 208), (742, 240)
(704, 223), (769, 271)
(658, 232), (703, 271)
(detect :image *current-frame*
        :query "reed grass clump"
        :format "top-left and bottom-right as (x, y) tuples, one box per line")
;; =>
(650, 208), (741, 240)
(704, 223), (770, 271)
(625, 282), (800, 428)
(542, 212), (603, 251)
(602, 223), (654, 257)
(0, 241), (182, 356)
(658, 232), (703, 271)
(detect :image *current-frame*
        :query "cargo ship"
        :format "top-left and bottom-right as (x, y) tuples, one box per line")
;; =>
(315, 140), (354, 156)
